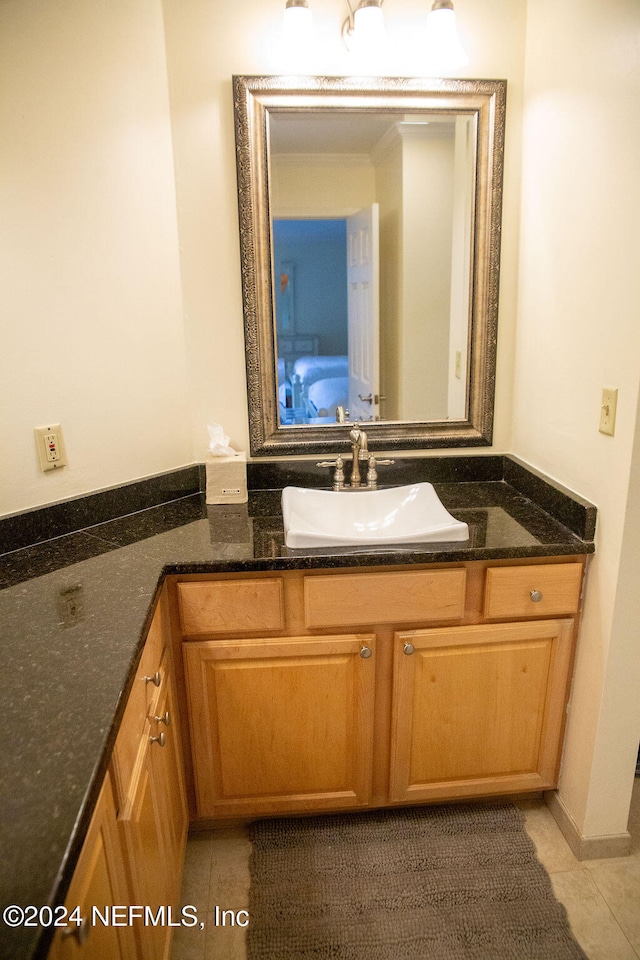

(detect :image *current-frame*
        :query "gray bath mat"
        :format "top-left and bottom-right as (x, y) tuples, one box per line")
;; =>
(247, 803), (588, 960)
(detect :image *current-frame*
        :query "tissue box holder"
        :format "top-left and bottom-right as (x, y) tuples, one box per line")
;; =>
(206, 452), (247, 504)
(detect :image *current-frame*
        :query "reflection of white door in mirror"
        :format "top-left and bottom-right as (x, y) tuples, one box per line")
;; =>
(347, 204), (380, 422)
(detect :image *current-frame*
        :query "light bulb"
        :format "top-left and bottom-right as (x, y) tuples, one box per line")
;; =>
(424, 1), (468, 71)
(283, 0), (312, 44)
(353, 1), (385, 49)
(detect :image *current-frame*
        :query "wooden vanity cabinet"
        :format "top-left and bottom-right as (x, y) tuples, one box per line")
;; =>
(48, 590), (188, 960)
(114, 595), (188, 960)
(117, 674), (188, 960)
(175, 558), (586, 822)
(47, 773), (135, 960)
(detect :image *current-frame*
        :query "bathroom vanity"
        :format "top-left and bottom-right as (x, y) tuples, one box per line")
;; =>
(176, 558), (584, 823)
(0, 455), (596, 960)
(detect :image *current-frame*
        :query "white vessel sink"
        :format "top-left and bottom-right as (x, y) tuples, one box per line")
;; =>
(282, 483), (469, 548)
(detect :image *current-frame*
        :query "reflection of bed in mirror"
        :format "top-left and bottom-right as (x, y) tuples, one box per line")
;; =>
(279, 355), (349, 424)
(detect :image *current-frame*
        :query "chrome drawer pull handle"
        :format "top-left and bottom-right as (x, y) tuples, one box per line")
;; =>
(154, 710), (170, 726)
(360, 646), (373, 659)
(530, 590), (543, 603)
(403, 642), (415, 656)
(150, 732), (166, 747)
(145, 671), (161, 687)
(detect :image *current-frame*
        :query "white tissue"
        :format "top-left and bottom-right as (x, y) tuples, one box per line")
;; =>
(207, 422), (236, 457)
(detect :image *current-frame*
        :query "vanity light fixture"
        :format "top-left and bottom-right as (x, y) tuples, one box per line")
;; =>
(283, 0), (312, 43)
(281, 0), (466, 65)
(424, 0), (468, 70)
(282, 0), (386, 52)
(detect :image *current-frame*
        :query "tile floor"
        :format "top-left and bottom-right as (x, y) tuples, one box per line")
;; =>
(171, 778), (640, 960)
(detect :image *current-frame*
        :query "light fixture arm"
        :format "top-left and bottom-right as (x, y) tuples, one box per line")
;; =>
(342, 0), (357, 42)
(342, 0), (384, 47)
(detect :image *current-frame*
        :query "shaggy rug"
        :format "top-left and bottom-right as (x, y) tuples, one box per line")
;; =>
(247, 803), (588, 960)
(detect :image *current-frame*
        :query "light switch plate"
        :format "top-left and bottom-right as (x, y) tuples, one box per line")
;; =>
(599, 388), (618, 437)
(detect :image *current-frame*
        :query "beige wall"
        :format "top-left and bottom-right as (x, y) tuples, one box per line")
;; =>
(514, 0), (640, 840)
(271, 158), (376, 217)
(401, 134), (454, 420)
(0, 0), (192, 515)
(375, 139), (403, 418)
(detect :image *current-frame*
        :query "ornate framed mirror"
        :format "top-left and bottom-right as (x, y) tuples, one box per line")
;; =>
(233, 75), (506, 456)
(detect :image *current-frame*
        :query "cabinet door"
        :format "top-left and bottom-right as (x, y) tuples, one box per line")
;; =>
(183, 634), (376, 818)
(48, 774), (135, 960)
(389, 619), (574, 803)
(119, 681), (188, 960)
(147, 679), (189, 913)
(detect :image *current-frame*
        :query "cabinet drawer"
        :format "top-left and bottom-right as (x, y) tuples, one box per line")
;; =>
(484, 562), (583, 619)
(112, 647), (168, 810)
(304, 569), (466, 629)
(177, 578), (285, 635)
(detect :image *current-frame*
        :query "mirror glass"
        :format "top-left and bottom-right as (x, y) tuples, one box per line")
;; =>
(233, 76), (506, 457)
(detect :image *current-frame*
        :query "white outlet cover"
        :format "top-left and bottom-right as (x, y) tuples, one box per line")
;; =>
(35, 424), (68, 471)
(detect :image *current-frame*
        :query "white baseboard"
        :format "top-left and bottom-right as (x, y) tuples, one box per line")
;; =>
(544, 790), (631, 860)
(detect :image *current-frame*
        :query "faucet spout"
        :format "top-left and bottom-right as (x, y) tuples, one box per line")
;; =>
(349, 423), (366, 487)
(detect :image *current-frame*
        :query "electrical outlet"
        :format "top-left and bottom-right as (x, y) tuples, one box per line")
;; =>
(35, 424), (67, 471)
(599, 388), (618, 437)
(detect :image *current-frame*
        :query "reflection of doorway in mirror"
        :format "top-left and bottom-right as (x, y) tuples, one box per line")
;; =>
(273, 218), (350, 425)
(347, 203), (380, 423)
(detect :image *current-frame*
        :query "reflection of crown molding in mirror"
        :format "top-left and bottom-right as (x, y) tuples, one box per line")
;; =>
(232, 75), (507, 457)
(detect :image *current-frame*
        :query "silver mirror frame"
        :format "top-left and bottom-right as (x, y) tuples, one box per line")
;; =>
(232, 75), (507, 457)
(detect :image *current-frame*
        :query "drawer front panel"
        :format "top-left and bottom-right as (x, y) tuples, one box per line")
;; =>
(177, 578), (285, 635)
(304, 569), (466, 629)
(112, 646), (167, 809)
(484, 562), (583, 620)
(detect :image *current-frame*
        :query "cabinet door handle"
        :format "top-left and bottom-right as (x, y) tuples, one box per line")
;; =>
(150, 732), (166, 747)
(359, 646), (373, 659)
(145, 671), (161, 687)
(403, 642), (415, 656)
(62, 917), (90, 946)
(154, 710), (170, 726)
(530, 590), (543, 603)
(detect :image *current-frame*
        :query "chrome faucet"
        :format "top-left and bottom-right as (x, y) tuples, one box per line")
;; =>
(317, 422), (394, 490)
(349, 424), (365, 486)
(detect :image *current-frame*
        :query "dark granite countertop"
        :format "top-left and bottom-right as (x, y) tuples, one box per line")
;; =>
(0, 456), (596, 960)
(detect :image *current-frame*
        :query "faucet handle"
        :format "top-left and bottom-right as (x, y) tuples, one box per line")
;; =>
(316, 456), (345, 491)
(366, 456), (378, 489)
(366, 456), (395, 490)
